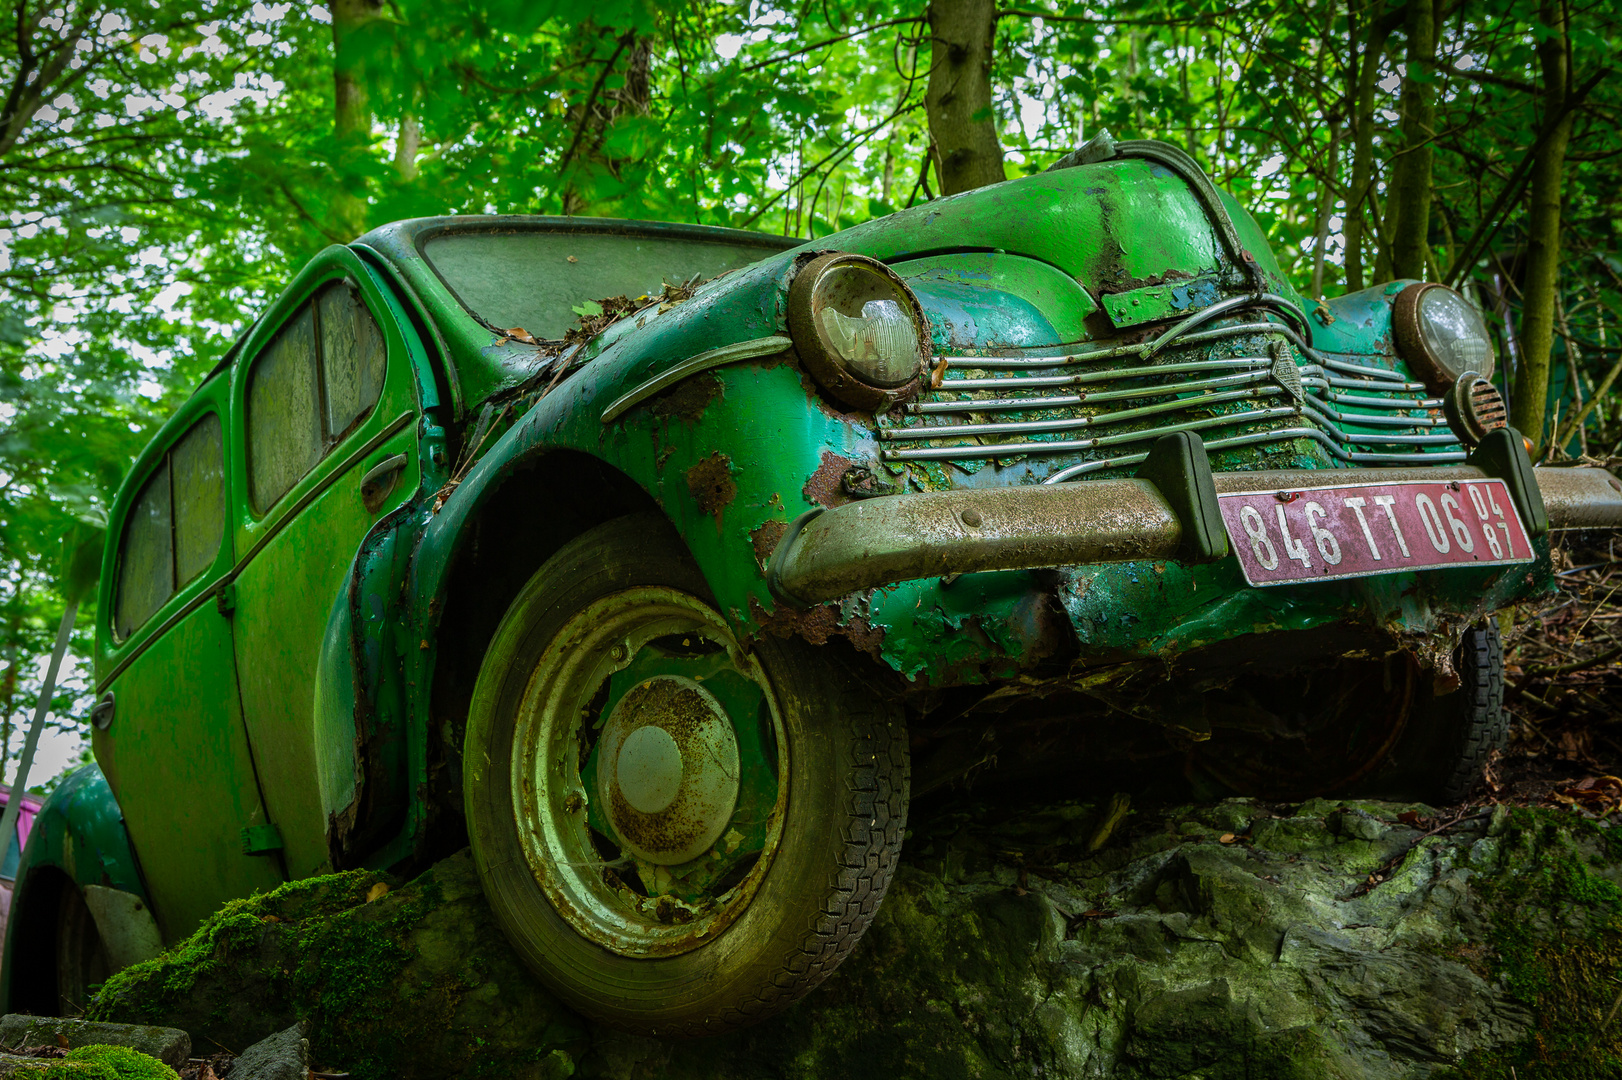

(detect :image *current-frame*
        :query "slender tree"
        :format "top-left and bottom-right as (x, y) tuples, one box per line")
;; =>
(925, 0), (1006, 194)
(1511, 0), (1578, 451)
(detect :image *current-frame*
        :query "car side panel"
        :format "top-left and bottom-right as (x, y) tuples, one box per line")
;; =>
(227, 255), (426, 879)
(90, 382), (284, 942)
(95, 597), (285, 939)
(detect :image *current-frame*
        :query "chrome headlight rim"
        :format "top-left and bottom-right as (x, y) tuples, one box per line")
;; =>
(787, 252), (929, 412)
(1392, 281), (1496, 392)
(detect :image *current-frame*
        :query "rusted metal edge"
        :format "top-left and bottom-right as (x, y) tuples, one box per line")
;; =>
(765, 464), (1622, 606)
(766, 478), (1182, 606)
(1533, 466), (1622, 530)
(1112, 140), (1268, 295)
(600, 335), (793, 424)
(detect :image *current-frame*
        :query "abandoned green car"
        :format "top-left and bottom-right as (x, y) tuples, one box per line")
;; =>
(7, 137), (1622, 1033)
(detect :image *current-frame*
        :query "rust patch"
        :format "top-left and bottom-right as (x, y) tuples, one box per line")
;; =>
(750, 520), (788, 569)
(1093, 267), (1194, 296)
(647, 372), (722, 423)
(686, 452), (737, 518)
(750, 596), (885, 663)
(803, 451), (858, 508)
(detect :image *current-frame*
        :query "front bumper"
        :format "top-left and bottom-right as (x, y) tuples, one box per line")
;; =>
(768, 459), (1622, 606)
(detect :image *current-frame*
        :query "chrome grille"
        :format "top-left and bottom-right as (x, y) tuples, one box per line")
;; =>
(875, 296), (1468, 483)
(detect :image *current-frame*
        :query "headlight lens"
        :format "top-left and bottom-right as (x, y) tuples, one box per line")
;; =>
(787, 253), (927, 410)
(1393, 282), (1496, 391)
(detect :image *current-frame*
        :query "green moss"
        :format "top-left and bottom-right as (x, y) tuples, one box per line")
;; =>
(31, 1063), (117, 1079)
(62, 1046), (179, 1080)
(87, 869), (392, 1026)
(20, 1046), (180, 1080)
(1434, 812), (1622, 1079)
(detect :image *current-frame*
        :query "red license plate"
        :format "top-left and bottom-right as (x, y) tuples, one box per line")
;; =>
(1218, 478), (1534, 586)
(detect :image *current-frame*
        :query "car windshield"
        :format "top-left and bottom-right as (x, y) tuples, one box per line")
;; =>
(422, 228), (790, 341)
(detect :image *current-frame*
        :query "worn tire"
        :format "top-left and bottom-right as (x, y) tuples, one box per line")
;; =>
(1403, 621), (1507, 803)
(55, 882), (109, 1015)
(464, 514), (908, 1035)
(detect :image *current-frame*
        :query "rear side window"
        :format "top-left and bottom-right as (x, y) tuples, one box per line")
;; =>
(246, 279), (386, 514)
(114, 413), (226, 640)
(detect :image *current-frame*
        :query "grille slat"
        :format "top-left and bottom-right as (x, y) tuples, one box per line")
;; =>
(882, 386), (1286, 441)
(911, 369), (1273, 414)
(879, 296), (1468, 479)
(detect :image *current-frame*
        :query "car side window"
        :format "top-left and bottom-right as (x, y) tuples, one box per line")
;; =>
(319, 281), (386, 440)
(113, 413), (225, 640)
(246, 279), (386, 514)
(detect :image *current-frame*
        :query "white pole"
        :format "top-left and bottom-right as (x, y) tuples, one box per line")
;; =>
(0, 598), (78, 873)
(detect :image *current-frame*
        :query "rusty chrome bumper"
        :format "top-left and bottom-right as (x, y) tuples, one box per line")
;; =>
(767, 461), (1622, 606)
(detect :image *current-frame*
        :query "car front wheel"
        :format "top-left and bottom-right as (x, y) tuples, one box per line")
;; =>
(463, 514), (908, 1035)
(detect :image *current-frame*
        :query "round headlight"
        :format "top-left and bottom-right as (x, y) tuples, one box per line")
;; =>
(787, 253), (928, 411)
(1393, 283), (1496, 392)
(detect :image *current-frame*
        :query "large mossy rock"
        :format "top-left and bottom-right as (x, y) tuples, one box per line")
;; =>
(89, 799), (1622, 1079)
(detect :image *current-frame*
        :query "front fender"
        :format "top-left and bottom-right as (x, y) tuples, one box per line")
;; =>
(0, 764), (153, 1012)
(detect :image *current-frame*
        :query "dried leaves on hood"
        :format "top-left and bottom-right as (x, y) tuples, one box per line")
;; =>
(491, 276), (704, 353)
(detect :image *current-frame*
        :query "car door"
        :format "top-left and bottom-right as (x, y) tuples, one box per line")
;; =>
(91, 381), (286, 941)
(227, 254), (423, 879)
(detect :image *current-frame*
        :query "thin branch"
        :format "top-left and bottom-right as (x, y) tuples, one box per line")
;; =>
(741, 98), (923, 229)
(555, 31), (632, 180)
(734, 16), (919, 75)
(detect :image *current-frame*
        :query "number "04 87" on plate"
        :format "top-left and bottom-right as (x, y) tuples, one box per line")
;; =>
(1216, 478), (1534, 586)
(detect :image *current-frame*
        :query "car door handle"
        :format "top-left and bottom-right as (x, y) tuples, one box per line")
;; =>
(360, 453), (409, 512)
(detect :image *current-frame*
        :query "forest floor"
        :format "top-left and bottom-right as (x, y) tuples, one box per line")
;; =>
(1491, 529), (1622, 816)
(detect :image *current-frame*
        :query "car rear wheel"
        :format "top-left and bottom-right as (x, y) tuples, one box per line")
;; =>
(1193, 621), (1506, 803)
(1388, 621), (1507, 803)
(463, 514), (909, 1035)
(1193, 652), (1417, 800)
(56, 882), (110, 1014)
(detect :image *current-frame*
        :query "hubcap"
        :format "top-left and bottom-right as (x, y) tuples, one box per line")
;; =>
(599, 676), (741, 864)
(510, 587), (786, 958)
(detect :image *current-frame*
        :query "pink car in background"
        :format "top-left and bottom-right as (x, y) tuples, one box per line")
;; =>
(0, 785), (43, 953)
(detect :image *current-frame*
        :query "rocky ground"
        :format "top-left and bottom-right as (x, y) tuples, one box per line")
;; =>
(76, 536), (1622, 1080)
(81, 792), (1622, 1080)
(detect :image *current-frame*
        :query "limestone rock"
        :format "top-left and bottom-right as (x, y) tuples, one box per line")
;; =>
(228, 1023), (307, 1080)
(87, 799), (1622, 1078)
(0, 1018), (189, 1070)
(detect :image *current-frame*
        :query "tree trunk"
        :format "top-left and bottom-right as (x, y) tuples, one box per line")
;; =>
(1511, 0), (1575, 453)
(925, 0), (1005, 195)
(1383, 0), (1439, 281)
(1311, 118), (1341, 299)
(1345, 1), (1402, 291)
(394, 112), (421, 182)
(331, 0), (383, 240)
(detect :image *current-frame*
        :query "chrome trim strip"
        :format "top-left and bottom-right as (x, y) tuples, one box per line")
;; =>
(880, 406), (1302, 462)
(882, 387), (1285, 441)
(910, 370), (1272, 414)
(600, 335), (793, 423)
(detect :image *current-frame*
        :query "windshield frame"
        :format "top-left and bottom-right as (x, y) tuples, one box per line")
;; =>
(411, 217), (800, 343)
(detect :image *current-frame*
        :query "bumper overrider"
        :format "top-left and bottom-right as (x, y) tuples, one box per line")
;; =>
(767, 429), (1622, 606)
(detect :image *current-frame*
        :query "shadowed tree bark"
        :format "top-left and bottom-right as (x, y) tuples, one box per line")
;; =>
(925, 0), (1005, 195)
(1344, 0), (1403, 291)
(1381, 0), (1438, 282)
(1512, 0), (1577, 452)
(332, 0), (383, 240)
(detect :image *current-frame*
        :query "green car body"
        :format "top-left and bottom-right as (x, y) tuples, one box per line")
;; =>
(7, 141), (1617, 1022)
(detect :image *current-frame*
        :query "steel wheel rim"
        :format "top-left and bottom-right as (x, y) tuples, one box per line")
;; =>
(511, 586), (788, 958)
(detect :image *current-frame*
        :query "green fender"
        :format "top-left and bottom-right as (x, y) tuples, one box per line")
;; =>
(1, 764), (152, 1013)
